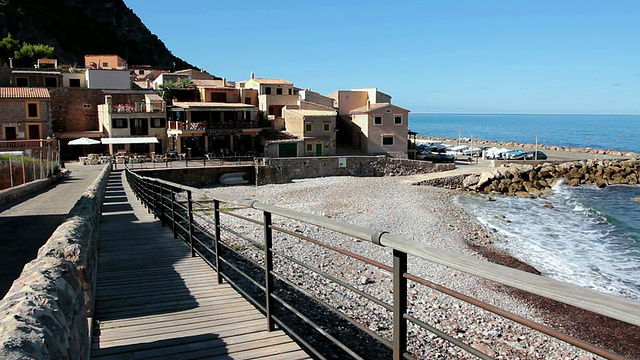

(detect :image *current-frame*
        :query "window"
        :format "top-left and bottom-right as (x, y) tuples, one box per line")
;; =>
(264, 87), (272, 95)
(288, 88), (293, 95)
(394, 115), (402, 125)
(83, 104), (91, 108)
(382, 136), (394, 146)
(69, 78), (81, 87)
(26, 102), (39, 118)
(323, 123), (330, 132)
(305, 123), (312, 132)
(151, 118), (166, 128)
(44, 77), (57, 87)
(16, 77), (28, 87)
(374, 116), (382, 125)
(139, 70), (144, 75)
(306, 143), (313, 152)
(244, 97), (251, 104)
(53, 105), (62, 110)
(130, 118), (149, 135)
(385, 109), (391, 113)
(102, 62), (109, 68)
(113, 118), (128, 128)
(276, 88), (283, 95)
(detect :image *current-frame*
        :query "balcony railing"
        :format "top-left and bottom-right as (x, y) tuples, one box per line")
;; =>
(167, 120), (271, 132)
(112, 102), (164, 114)
(0, 139), (55, 150)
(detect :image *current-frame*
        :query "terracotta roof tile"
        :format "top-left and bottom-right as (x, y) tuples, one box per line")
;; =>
(251, 78), (292, 85)
(0, 87), (50, 99)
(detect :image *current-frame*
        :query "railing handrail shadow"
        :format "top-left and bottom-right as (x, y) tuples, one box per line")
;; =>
(124, 167), (640, 360)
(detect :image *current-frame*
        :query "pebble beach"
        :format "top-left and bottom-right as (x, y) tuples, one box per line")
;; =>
(200, 175), (636, 359)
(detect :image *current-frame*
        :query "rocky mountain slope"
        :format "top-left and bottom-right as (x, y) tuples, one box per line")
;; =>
(0, 0), (194, 69)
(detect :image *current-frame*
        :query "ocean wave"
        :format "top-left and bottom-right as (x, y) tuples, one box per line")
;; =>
(457, 185), (640, 300)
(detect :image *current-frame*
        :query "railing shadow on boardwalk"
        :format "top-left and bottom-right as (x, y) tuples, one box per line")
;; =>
(93, 170), (199, 322)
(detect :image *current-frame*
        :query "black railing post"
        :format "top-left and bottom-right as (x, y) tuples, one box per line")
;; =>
(214, 200), (222, 284)
(159, 183), (165, 227)
(264, 210), (275, 331)
(393, 249), (408, 360)
(171, 187), (177, 239)
(152, 181), (157, 219)
(187, 190), (195, 257)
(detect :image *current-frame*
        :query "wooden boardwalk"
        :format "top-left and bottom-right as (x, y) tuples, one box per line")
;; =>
(91, 170), (311, 360)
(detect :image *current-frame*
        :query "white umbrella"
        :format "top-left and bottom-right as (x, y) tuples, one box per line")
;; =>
(68, 137), (101, 145)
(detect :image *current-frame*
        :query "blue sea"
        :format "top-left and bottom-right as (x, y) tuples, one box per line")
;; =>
(409, 113), (640, 154)
(410, 114), (640, 300)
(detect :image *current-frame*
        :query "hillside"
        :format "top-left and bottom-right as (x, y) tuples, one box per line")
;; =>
(0, 0), (195, 69)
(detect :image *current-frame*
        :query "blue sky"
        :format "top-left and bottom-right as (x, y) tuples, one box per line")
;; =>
(123, 0), (640, 114)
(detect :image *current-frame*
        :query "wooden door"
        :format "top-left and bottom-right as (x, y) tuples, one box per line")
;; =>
(28, 125), (40, 139)
(5, 127), (17, 140)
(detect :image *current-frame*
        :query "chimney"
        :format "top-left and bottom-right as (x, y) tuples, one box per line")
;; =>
(8, 57), (13, 68)
(250, 71), (254, 79)
(366, 99), (370, 111)
(223, 77), (226, 86)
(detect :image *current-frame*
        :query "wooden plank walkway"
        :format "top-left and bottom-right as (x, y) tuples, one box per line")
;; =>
(91, 170), (311, 360)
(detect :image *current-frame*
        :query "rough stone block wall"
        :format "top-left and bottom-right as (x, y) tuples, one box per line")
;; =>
(49, 88), (103, 133)
(0, 164), (111, 360)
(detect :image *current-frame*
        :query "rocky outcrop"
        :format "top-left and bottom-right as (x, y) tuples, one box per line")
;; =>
(0, 164), (111, 360)
(0, 0), (194, 69)
(462, 159), (640, 196)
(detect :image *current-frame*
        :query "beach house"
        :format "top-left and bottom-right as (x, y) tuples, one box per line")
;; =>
(328, 88), (409, 157)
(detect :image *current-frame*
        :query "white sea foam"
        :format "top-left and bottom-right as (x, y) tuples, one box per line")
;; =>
(458, 185), (640, 300)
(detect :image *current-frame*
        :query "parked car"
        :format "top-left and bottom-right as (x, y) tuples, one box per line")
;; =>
(416, 150), (455, 163)
(525, 151), (547, 160)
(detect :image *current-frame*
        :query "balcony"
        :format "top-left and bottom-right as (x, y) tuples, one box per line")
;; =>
(167, 120), (271, 133)
(0, 139), (54, 150)
(111, 102), (164, 114)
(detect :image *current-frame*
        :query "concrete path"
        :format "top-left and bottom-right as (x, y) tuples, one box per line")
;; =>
(0, 162), (105, 298)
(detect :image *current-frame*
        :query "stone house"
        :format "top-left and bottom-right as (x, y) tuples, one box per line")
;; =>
(84, 54), (127, 70)
(0, 87), (52, 141)
(239, 73), (299, 123)
(282, 106), (337, 156)
(328, 88), (409, 157)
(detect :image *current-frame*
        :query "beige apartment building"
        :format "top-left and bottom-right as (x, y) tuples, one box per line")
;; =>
(328, 88), (409, 157)
(282, 106), (337, 156)
(240, 73), (298, 121)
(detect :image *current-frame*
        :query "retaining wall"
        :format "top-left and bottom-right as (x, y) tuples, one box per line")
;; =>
(0, 164), (111, 360)
(135, 157), (453, 187)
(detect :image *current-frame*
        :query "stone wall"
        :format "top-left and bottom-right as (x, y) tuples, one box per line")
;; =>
(257, 156), (454, 184)
(0, 164), (111, 360)
(461, 159), (640, 197)
(136, 157), (453, 187)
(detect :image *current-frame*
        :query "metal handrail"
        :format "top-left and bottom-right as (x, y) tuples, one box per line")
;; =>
(123, 168), (639, 360)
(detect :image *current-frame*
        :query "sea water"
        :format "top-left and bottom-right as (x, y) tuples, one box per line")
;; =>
(457, 185), (640, 300)
(416, 114), (640, 300)
(409, 114), (640, 154)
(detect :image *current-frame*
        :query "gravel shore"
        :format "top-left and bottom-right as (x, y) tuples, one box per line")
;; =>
(201, 176), (633, 359)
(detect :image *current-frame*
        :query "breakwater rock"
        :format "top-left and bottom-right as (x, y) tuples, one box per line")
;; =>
(462, 159), (640, 197)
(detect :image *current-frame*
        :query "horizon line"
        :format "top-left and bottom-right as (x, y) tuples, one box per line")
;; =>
(410, 112), (640, 116)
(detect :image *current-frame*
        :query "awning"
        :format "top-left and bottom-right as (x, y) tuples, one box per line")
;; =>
(101, 137), (159, 145)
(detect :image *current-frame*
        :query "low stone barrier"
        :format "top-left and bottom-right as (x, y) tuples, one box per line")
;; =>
(0, 164), (111, 360)
(0, 170), (68, 207)
(461, 159), (640, 197)
(258, 156), (454, 184)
